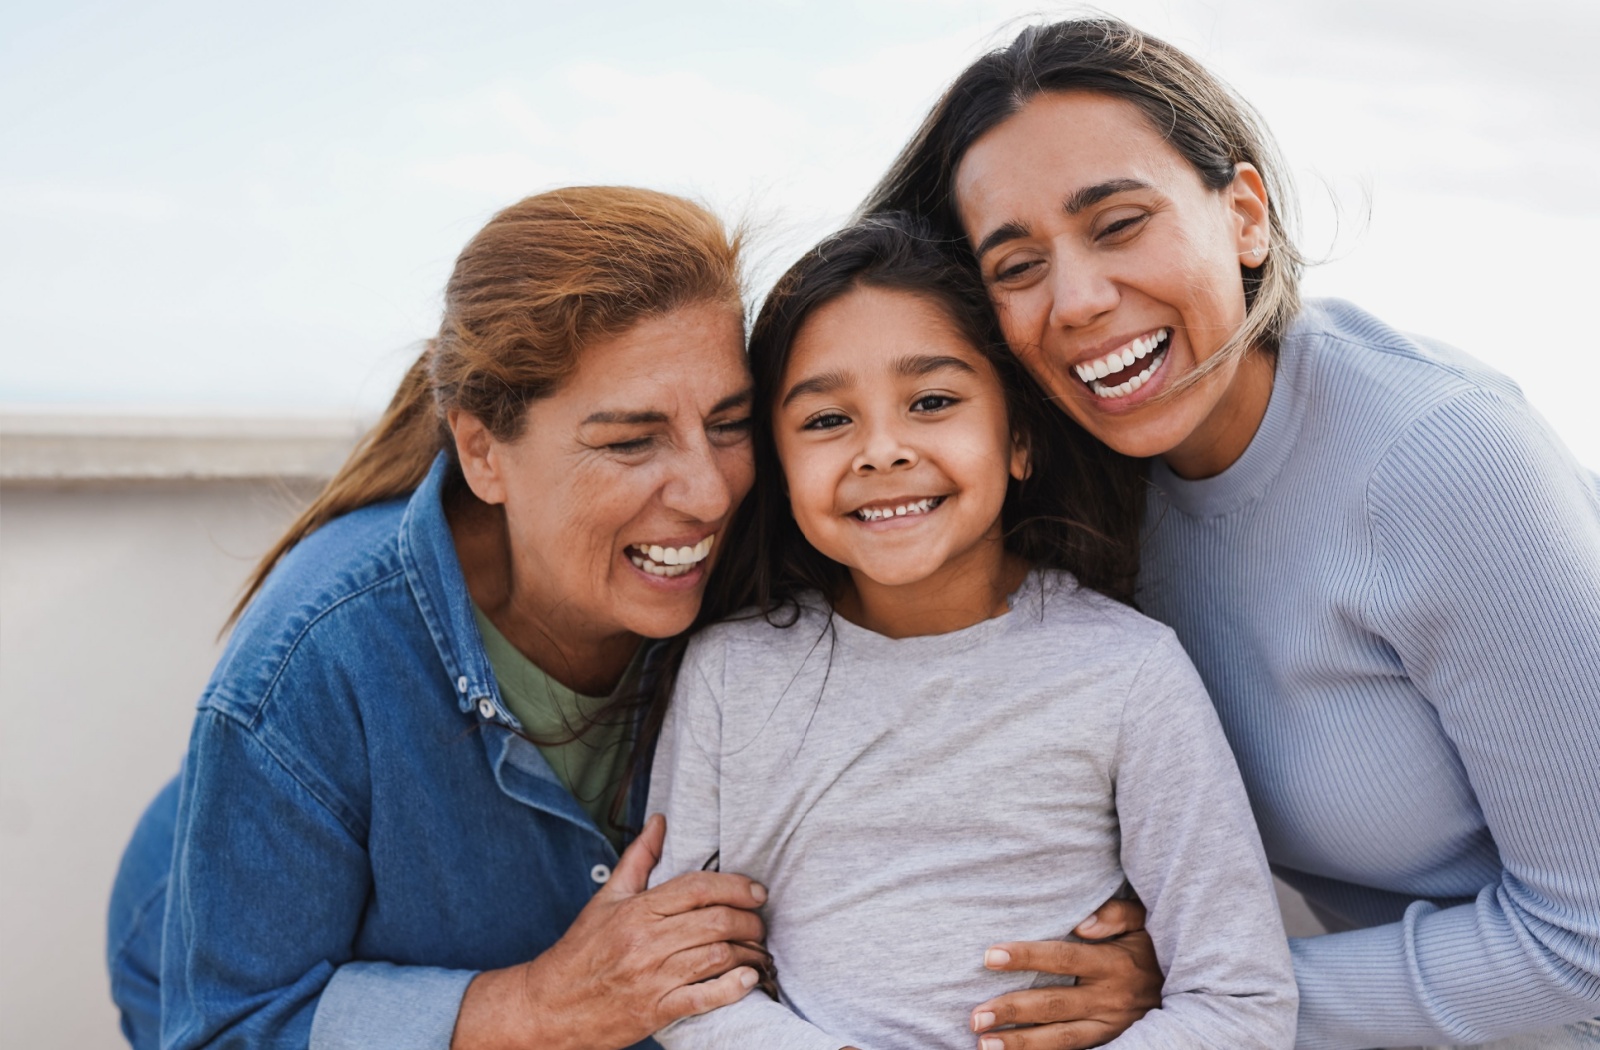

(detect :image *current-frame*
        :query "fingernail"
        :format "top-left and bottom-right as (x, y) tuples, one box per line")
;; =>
(984, 948), (1010, 968)
(738, 968), (757, 989)
(1077, 917), (1103, 936)
(972, 1010), (995, 1032)
(980, 1038), (1004, 1050)
(750, 882), (768, 904)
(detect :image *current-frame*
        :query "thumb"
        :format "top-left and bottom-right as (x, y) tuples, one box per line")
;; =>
(606, 812), (665, 897)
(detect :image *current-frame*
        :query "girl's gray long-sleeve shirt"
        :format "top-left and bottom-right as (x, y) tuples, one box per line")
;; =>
(647, 570), (1297, 1050)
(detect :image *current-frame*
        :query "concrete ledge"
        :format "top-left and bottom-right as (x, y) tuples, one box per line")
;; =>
(0, 408), (369, 483)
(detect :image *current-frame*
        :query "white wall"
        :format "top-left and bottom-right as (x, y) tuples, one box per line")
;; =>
(0, 414), (344, 1047)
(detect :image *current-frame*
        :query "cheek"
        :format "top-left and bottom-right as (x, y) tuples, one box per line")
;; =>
(718, 442), (757, 505)
(775, 443), (836, 524)
(993, 293), (1041, 349)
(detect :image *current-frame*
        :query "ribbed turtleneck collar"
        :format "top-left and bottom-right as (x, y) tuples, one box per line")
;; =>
(1147, 305), (1322, 518)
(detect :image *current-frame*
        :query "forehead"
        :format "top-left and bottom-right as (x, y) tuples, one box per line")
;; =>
(787, 286), (977, 375)
(954, 90), (1195, 221)
(556, 302), (747, 410)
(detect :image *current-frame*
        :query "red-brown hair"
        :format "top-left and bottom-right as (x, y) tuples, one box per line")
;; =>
(230, 186), (743, 623)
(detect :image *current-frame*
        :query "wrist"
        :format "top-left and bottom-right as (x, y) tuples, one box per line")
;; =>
(452, 962), (573, 1050)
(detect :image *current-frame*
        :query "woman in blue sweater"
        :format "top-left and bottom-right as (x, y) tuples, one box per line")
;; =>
(865, 18), (1600, 1050)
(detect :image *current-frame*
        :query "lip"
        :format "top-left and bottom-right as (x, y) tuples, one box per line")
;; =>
(620, 547), (712, 589)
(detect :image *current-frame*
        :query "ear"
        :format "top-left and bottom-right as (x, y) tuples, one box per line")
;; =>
(448, 409), (510, 506)
(1009, 429), (1033, 483)
(1229, 162), (1272, 263)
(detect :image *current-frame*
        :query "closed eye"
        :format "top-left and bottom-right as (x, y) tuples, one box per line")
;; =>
(994, 258), (1040, 283)
(710, 417), (753, 443)
(1097, 213), (1147, 241)
(605, 437), (654, 453)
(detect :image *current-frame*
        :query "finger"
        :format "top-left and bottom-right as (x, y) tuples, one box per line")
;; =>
(974, 1020), (1113, 1050)
(649, 903), (766, 958)
(970, 986), (1099, 1031)
(657, 965), (760, 1021)
(606, 813), (665, 897)
(645, 868), (768, 916)
(1074, 896), (1147, 940)
(983, 940), (1111, 979)
(662, 939), (772, 986)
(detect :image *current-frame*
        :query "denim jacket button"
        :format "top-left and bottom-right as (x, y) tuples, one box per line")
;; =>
(476, 698), (495, 720)
(590, 863), (611, 885)
(457, 676), (469, 694)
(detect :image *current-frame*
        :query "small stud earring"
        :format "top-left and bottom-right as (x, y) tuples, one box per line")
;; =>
(1252, 246), (1264, 259)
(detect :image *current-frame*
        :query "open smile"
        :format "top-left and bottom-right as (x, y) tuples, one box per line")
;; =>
(624, 534), (715, 578)
(851, 496), (946, 523)
(1073, 328), (1170, 400)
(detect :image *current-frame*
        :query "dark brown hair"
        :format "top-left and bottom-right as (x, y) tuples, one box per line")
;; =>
(864, 16), (1302, 381)
(697, 212), (1143, 630)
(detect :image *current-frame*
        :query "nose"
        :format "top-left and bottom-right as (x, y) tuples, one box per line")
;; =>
(660, 433), (737, 522)
(1046, 251), (1119, 331)
(851, 419), (918, 476)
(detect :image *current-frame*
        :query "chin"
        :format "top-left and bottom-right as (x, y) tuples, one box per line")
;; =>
(624, 599), (703, 640)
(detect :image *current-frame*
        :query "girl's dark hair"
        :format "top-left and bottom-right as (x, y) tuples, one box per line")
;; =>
(863, 17), (1301, 376)
(699, 212), (1143, 630)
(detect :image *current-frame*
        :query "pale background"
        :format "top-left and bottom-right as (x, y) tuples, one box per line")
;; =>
(2, 0), (1597, 1045)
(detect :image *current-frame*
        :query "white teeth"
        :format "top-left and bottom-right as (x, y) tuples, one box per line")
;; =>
(855, 497), (940, 522)
(1090, 344), (1168, 400)
(1076, 329), (1169, 385)
(629, 535), (715, 577)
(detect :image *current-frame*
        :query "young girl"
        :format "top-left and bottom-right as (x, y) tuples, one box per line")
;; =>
(645, 215), (1297, 1050)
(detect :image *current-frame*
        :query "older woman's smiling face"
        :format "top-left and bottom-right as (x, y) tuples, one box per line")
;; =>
(454, 301), (753, 678)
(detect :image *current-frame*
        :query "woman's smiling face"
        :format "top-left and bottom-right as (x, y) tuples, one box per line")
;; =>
(457, 301), (755, 649)
(955, 90), (1273, 478)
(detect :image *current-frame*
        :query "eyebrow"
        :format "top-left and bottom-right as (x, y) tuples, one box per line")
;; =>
(972, 178), (1152, 259)
(780, 369), (850, 409)
(894, 353), (977, 379)
(581, 388), (752, 426)
(779, 355), (976, 409)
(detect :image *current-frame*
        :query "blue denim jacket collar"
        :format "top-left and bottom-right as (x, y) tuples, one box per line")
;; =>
(397, 451), (651, 844)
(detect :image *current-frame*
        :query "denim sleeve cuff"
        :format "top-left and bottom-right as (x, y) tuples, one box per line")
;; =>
(310, 961), (478, 1050)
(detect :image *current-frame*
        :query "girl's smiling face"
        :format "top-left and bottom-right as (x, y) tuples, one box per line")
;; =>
(955, 90), (1273, 479)
(773, 285), (1027, 600)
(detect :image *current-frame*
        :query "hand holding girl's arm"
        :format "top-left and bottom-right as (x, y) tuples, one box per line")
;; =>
(452, 814), (770, 1050)
(969, 898), (1161, 1050)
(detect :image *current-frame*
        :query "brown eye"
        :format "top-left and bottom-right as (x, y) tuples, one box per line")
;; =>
(803, 411), (850, 431)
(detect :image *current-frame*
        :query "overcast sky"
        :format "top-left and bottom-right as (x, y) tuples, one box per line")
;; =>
(3, 0), (1598, 463)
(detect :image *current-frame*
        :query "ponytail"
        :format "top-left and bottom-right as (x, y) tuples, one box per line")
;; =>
(228, 346), (444, 625)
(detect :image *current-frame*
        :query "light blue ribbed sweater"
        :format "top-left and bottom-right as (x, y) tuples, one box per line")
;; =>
(1138, 299), (1600, 1049)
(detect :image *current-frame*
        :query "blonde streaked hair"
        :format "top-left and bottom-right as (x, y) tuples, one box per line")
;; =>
(863, 17), (1303, 401)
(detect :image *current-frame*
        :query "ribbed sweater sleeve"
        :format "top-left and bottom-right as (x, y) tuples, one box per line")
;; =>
(1291, 388), (1600, 1048)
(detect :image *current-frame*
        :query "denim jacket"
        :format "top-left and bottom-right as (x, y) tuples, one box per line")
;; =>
(107, 454), (656, 1050)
